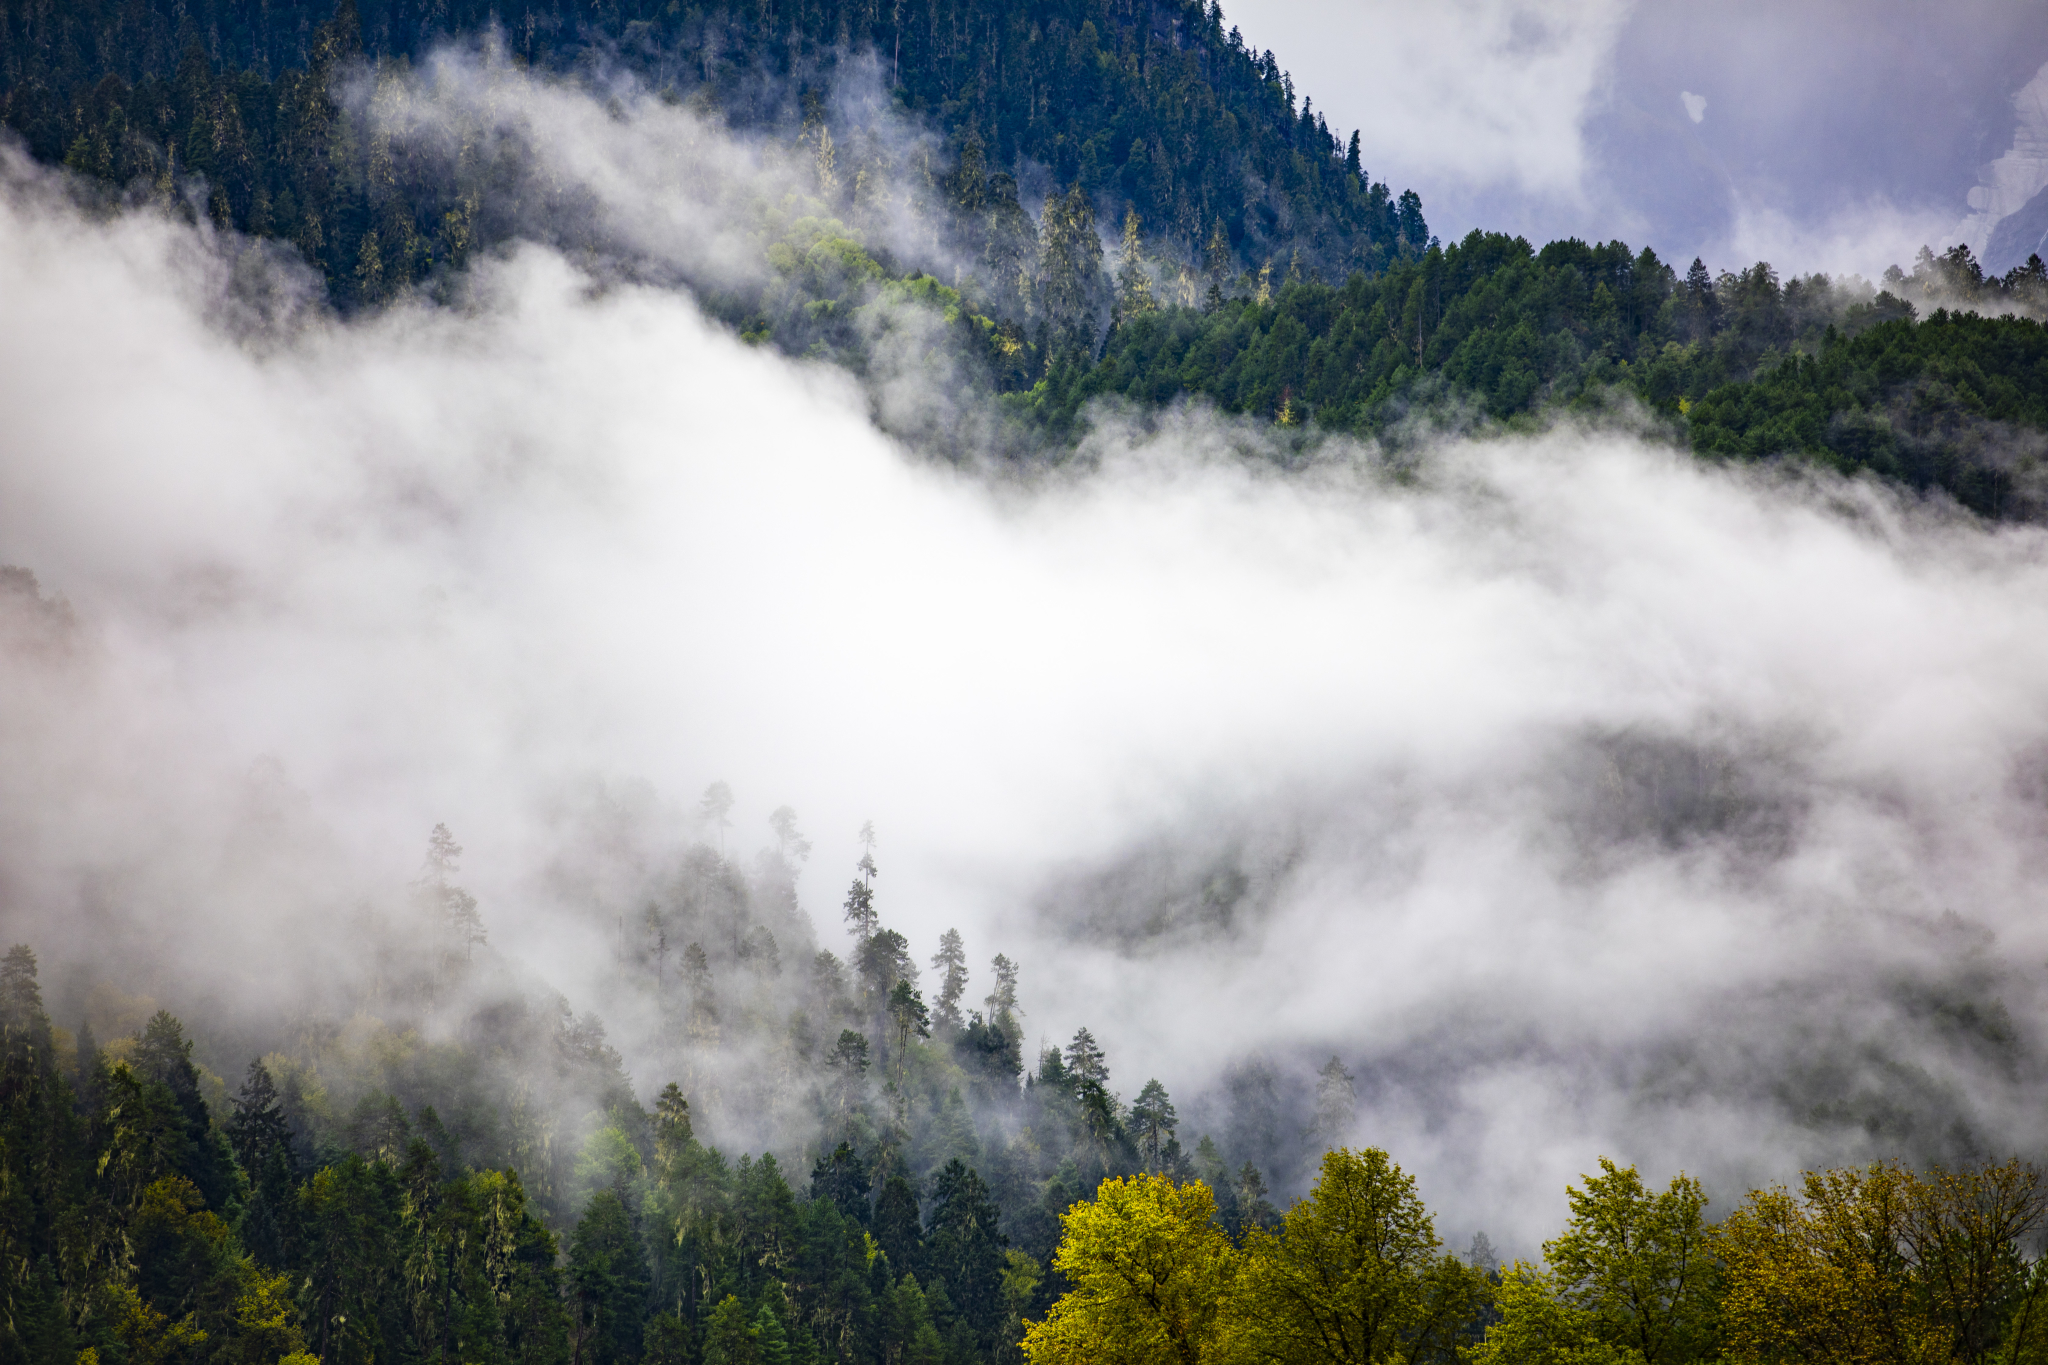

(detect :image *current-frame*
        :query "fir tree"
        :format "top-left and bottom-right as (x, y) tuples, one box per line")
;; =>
(929, 929), (968, 1034)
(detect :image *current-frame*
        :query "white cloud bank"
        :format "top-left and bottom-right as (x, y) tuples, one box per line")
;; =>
(7, 90), (2048, 1245)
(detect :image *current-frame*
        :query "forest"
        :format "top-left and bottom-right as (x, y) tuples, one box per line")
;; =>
(9, 0), (2048, 513)
(7, 932), (2048, 1365)
(9, 0), (2048, 1360)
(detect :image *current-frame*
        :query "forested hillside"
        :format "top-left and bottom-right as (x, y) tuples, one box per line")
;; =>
(1051, 237), (2048, 517)
(9, 940), (2048, 1365)
(11, 0), (2048, 1357)
(9, 0), (2048, 514)
(0, 0), (1424, 306)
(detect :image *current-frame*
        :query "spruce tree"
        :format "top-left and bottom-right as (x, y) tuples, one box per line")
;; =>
(874, 1175), (924, 1280)
(1130, 1079), (1177, 1168)
(1112, 207), (1156, 327)
(929, 929), (968, 1034)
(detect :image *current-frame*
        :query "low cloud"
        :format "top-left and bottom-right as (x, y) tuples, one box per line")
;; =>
(7, 64), (2048, 1251)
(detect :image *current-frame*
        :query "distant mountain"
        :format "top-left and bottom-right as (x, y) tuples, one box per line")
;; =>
(1964, 58), (2048, 274)
(1987, 181), (2048, 276)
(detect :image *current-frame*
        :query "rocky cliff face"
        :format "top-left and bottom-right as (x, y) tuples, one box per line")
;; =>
(1965, 60), (2048, 273)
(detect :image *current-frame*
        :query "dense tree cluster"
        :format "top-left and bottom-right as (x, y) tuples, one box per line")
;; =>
(19, 897), (2041, 1365)
(1024, 1147), (2048, 1365)
(1017, 232), (2048, 518)
(12, 0), (2048, 515)
(0, 942), (566, 1365)
(0, 795), (1323, 1365)
(0, 929), (1047, 1365)
(1685, 307), (2048, 519)
(0, 0), (1424, 308)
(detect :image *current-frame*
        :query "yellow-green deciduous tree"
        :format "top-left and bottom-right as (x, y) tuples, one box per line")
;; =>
(1021, 1174), (1239, 1365)
(1232, 1146), (1489, 1365)
(1473, 1158), (1718, 1365)
(1718, 1158), (2047, 1365)
(1717, 1162), (1945, 1365)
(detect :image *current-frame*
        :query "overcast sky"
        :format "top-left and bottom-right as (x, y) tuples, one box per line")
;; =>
(1223, 0), (2048, 277)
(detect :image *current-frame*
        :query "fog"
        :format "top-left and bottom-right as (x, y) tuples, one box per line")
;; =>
(7, 58), (2048, 1247)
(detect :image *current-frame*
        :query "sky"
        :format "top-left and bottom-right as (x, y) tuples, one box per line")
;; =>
(1221, 0), (2048, 277)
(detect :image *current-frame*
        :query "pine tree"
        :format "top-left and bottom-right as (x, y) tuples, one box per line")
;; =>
(1203, 218), (1232, 292)
(858, 930), (917, 1006)
(754, 1303), (791, 1365)
(768, 806), (811, 866)
(1130, 1079), (1177, 1169)
(888, 980), (930, 1041)
(951, 132), (987, 214)
(420, 824), (486, 963)
(1312, 1055), (1357, 1142)
(1039, 184), (1106, 350)
(699, 781), (735, 849)
(227, 1059), (294, 1178)
(874, 1175), (924, 1278)
(134, 1010), (234, 1209)
(844, 826), (879, 942)
(1685, 256), (1719, 341)
(925, 1159), (1008, 1345)
(984, 955), (1019, 1024)
(683, 943), (715, 1028)
(829, 1030), (870, 1111)
(1113, 207), (1156, 327)
(0, 945), (51, 1061)
(701, 1296), (756, 1365)
(1396, 189), (1428, 251)
(569, 1189), (651, 1365)
(1235, 1161), (1276, 1233)
(982, 172), (1039, 312)
(652, 1082), (693, 1188)
(1063, 1028), (1107, 1087)
(809, 1142), (871, 1224)
(929, 929), (968, 1034)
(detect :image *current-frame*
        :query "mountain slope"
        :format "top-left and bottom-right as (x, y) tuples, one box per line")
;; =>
(0, 0), (1427, 299)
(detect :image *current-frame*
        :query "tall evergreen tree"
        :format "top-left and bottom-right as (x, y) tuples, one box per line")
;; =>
(874, 1175), (924, 1281)
(132, 1010), (234, 1210)
(929, 929), (969, 1035)
(1039, 185), (1107, 352)
(924, 1159), (1007, 1347)
(569, 1188), (652, 1365)
(1113, 207), (1156, 327)
(1130, 1079), (1177, 1169)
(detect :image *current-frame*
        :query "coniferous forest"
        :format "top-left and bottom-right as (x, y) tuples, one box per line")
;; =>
(8, 0), (2048, 1363)
(8, 908), (2048, 1365)
(8, 0), (2048, 510)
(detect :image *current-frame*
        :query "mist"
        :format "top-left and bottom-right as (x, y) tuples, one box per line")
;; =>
(7, 56), (2048, 1250)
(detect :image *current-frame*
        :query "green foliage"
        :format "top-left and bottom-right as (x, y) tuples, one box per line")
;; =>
(20, 916), (2048, 1365)
(1685, 310), (2048, 517)
(1233, 1147), (1488, 1365)
(0, 0), (1424, 308)
(570, 1189), (651, 1365)
(1475, 1158), (1720, 1365)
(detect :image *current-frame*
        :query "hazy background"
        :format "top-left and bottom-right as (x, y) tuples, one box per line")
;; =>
(1222, 0), (2048, 276)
